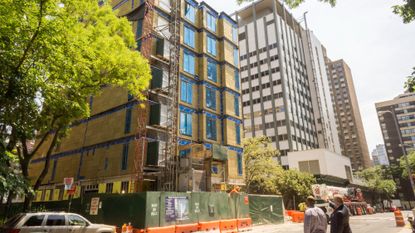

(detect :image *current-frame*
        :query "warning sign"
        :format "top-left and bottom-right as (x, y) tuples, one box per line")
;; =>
(89, 197), (100, 215)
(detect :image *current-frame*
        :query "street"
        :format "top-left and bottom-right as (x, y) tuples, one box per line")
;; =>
(251, 212), (414, 233)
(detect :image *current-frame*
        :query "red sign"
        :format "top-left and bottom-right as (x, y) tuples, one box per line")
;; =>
(67, 185), (76, 195)
(244, 196), (249, 205)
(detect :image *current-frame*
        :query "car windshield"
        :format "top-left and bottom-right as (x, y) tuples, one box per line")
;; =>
(4, 213), (25, 227)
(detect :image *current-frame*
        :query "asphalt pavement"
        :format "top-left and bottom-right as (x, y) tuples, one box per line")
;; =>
(251, 212), (414, 233)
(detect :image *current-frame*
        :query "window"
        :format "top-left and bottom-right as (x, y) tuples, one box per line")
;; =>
(68, 215), (87, 226)
(206, 87), (216, 110)
(180, 79), (193, 104)
(184, 2), (196, 23)
(232, 27), (238, 42)
(207, 35), (216, 56)
(233, 48), (239, 66)
(46, 215), (65, 226)
(206, 116), (217, 140)
(234, 70), (240, 90)
(105, 183), (113, 193)
(183, 50), (195, 74)
(124, 107), (132, 134)
(24, 215), (45, 226)
(184, 25), (195, 48)
(207, 59), (217, 82)
(234, 96), (239, 116)
(180, 111), (192, 136)
(237, 153), (243, 175)
(180, 149), (191, 158)
(121, 144), (129, 170)
(206, 13), (216, 32)
(121, 181), (129, 193)
(236, 124), (241, 145)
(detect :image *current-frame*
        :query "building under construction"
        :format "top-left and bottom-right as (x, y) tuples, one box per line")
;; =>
(28, 0), (243, 202)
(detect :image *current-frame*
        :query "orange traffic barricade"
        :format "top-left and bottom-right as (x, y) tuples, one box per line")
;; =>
(146, 225), (176, 233)
(292, 212), (305, 223)
(236, 218), (252, 232)
(394, 210), (405, 227)
(198, 221), (220, 232)
(219, 219), (238, 233)
(175, 223), (199, 233)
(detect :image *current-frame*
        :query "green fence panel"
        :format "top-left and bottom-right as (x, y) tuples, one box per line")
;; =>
(231, 193), (250, 219)
(248, 194), (284, 225)
(145, 192), (161, 228)
(189, 192), (201, 223)
(159, 192), (192, 227)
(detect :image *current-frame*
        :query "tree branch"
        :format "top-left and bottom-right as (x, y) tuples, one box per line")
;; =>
(33, 126), (61, 191)
(15, 0), (47, 72)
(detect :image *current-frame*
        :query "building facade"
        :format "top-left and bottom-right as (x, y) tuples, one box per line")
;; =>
(28, 0), (243, 202)
(376, 92), (415, 201)
(236, 0), (319, 160)
(371, 144), (389, 166)
(236, 0), (342, 165)
(327, 59), (371, 171)
(302, 31), (341, 155)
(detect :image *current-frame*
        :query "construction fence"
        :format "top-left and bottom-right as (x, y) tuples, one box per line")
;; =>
(0, 192), (283, 227)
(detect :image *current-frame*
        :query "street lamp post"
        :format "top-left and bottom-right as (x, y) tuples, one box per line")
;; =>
(379, 110), (415, 200)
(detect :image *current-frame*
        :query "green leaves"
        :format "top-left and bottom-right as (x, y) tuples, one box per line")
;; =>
(393, 0), (415, 24)
(356, 166), (396, 199)
(404, 67), (415, 93)
(242, 136), (315, 207)
(0, 0), (151, 199)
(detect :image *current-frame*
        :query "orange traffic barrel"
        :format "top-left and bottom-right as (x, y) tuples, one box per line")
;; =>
(394, 210), (405, 227)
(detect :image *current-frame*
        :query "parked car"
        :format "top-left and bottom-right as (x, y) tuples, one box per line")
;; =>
(1, 212), (116, 233)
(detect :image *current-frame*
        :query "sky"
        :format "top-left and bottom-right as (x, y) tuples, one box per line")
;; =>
(204, 0), (415, 154)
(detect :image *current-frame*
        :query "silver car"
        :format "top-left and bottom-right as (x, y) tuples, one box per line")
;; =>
(1, 212), (116, 233)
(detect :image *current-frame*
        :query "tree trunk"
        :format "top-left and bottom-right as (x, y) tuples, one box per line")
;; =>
(24, 128), (61, 211)
(5, 191), (14, 218)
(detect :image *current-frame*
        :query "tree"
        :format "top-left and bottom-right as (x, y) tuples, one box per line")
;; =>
(243, 136), (281, 194)
(357, 166), (397, 205)
(0, 0), (151, 209)
(236, 0), (415, 23)
(274, 169), (316, 210)
(404, 68), (415, 92)
(399, 151), (415, 177)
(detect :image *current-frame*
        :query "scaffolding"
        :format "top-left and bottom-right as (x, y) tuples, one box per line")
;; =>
(162, 0), (181, 191)
(127, 0), (181, 192)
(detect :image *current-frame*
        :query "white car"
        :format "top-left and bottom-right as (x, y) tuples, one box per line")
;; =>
(1, 212), (116, 233)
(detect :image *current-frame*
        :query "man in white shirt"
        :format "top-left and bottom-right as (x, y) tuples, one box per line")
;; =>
(304, 196), (327, 233)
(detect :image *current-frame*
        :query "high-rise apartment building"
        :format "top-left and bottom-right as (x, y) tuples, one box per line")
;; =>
(236, 0), (340, 160)
(327, 59), (371, 171)
(376, 92), (415, 201)
(303, 31), (341, 155)
(28, 0), (243, 202)
(371, 144), (389, 166)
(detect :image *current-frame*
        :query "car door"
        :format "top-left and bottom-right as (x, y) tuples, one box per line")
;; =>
(67, 214), (89, 233)
(44, 214), (67, 233)
(19, 214), (47, 233)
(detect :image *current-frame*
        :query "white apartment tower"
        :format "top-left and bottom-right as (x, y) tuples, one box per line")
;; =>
(235, 0), (341, 161)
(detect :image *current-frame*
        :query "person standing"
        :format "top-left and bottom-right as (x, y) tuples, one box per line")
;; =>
(330, 194), (352, 233)
(304, 196), (327, 233)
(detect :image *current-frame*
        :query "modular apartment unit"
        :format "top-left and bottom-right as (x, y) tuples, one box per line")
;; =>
(376, 92), (415, 202)
(28, 0), (243, 202)
(327, 59), (371, 171)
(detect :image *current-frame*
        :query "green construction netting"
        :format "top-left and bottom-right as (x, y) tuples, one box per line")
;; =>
(248, 194), (284, 225)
